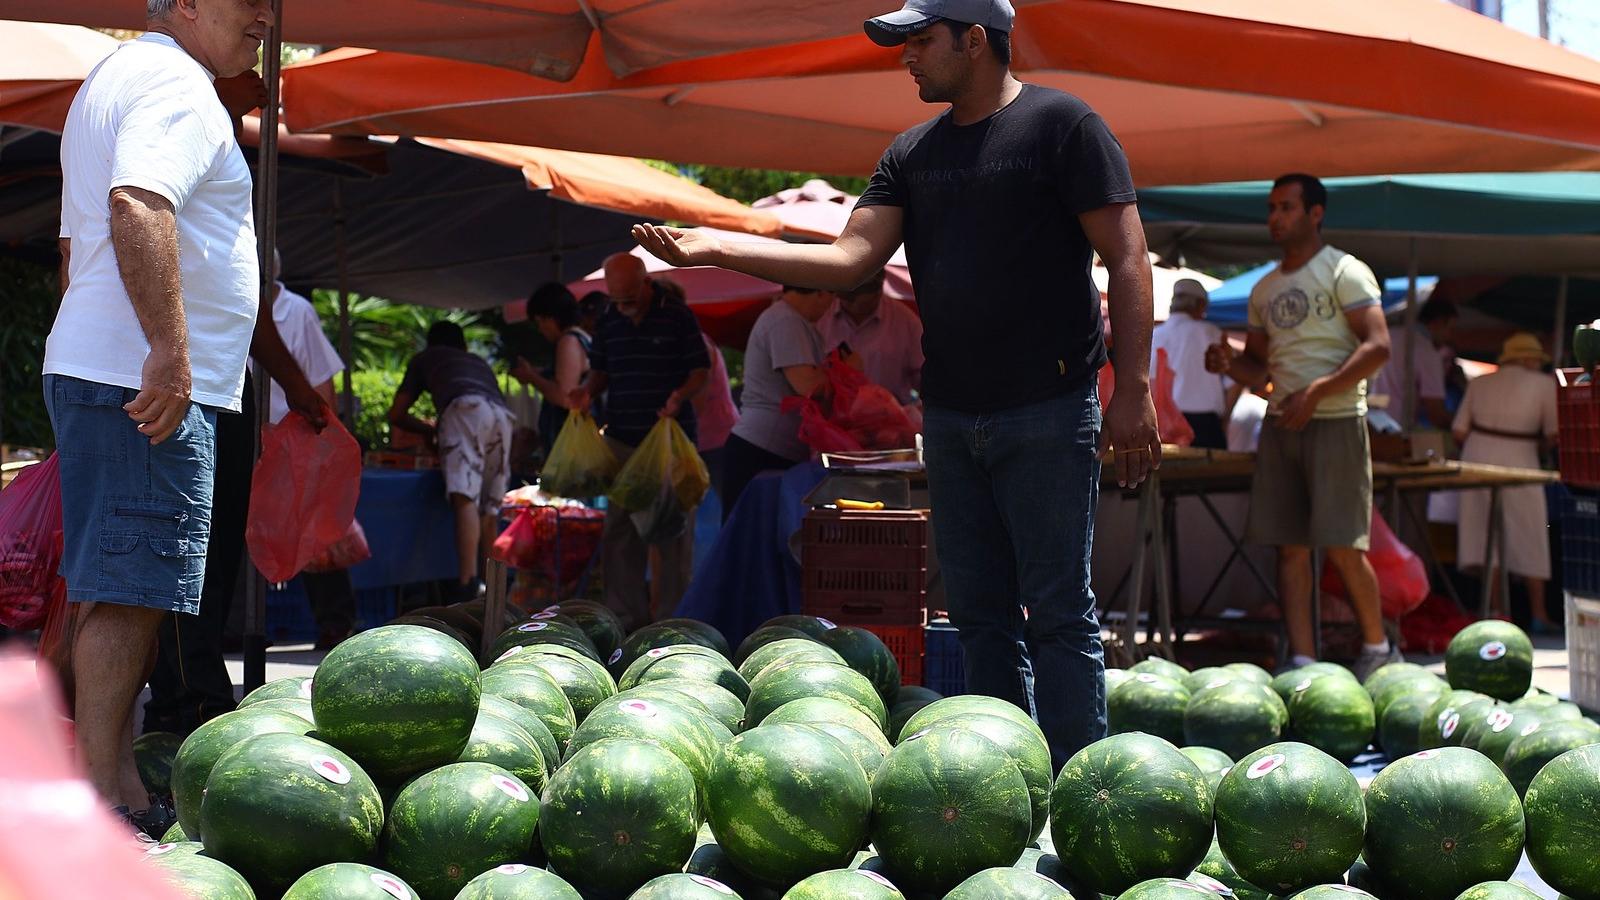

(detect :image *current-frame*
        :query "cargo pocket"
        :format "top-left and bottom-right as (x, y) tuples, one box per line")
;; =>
(97, 500), (205, 605)
(52, 379), (132, 462)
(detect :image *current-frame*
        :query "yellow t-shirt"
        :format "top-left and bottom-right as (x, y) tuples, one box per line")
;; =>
(1248, 245), (1381, 418)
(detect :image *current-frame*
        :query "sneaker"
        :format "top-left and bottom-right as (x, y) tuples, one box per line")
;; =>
(1351, 644), (1404, 683)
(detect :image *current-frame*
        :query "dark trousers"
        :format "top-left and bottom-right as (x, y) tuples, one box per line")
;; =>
(720, 434), (799, 524)
(144, 376), (253, 735)
(1184, 412), (1228, 450)
(304, 569), (356, 635)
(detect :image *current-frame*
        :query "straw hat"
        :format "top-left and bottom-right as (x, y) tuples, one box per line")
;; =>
(1497, 332), (1550, 365)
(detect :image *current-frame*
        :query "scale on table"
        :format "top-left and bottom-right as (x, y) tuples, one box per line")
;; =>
(806, 437), (924, 510)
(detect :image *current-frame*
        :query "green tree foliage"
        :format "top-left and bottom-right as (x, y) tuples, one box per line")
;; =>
(645, 162), (868, 205)
(0, 258), (59, 450)
(307, 291), (497, 371)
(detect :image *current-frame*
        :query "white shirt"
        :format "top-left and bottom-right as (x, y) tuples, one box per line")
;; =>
(1370, 325), (1446, 411)
(46, 33), (259, 412)
(1227, 391), (1269, 453)
(819, 298), (925, 404)
(1150, 313), (1227, 416)
(259, 285), (344, 425)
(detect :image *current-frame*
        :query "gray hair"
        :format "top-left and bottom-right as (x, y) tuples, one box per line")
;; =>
(147, 0), (178, 18)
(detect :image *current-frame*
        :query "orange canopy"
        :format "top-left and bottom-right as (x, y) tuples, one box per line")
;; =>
(283, 0), (1600, 183)
(0, 20), (116, 130)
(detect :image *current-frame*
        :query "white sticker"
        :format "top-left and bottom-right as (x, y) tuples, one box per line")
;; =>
(491, 774), (530, 802)
(532, 611), (560, 621)
(905, 728), (931, 742)
(1188, 873), (1235, 896)
(609, 649), (624, 665)
(1521, 722), (1543, 737)
(1136, 673), (1161, 684)
(1246, 754), (1286, 780)
(1205, 679), (1232, 690)
(310, 755), (352, 785)
(369, 873), (412, 900)
(817, 618), (837, 630)
(1414, 750), (1438, 760)
(516, 622), (549, 633)
(146, 843), (178, 856)
(298, 679), (314, 700)
(494, 647), (524, 664)
(1480, 641), (1508, 661)
(857, 871), (897, 888)
(647, 647), (671, 659)
(1488, 710), (1515, 733)
(1441, 713), (1461, 740)
(495, 864), (530, 875)
(1437, 707), (1457, 727)
(688, 874), (736, 894)
(620, 699), (659, 718)
(1293, 679), (1313, 693)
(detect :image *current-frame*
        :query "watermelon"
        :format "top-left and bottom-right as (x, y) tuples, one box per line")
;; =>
(1179, 747), (1234, 795)
(1115, 878), (1233, 899)
(488, 619), (601, 664)
(251, 697), (317, 723)
(539, 737), (699, 898)
(870, 725), (1031, 897)
(1049, 732), (1213, 896)
(782, 868), (906, 899)
(1106, 669), (1132, 694)
(1129, 656), (1188, 682)
(735, 626), (815, 664)
(541, 601), (626, 661)
(745, 661), (888, 731)
(1183, 679), (1287, 761)
(281, 863), (418, 899)
(900, 710), (1050, 843)
(1286, 675), (1376, 763)
(1182, 667), (1237, 693)
(1223, 663), (1273, 686)
(738, 639), (846, 684)
(1442, 697), (1503, 749)
(457, 708), (548, 796)
(944, 867), (1073, 898)
(478, 695), (561, 775)
(413, 603), (491, 642)
(621, 645), (751, 701)
(1445, 621), (1534, 702)
(133, 731), (183, 797)
(615, 622), (728, 676)
(765, 701), (891, 784)
(563, 695), (723, 805)
(707, 723), (872, 886)
(1543, 702), (1589, 722)
(145, 851), (255, 900)
(620, 682), (746, 735)
(1363, 661), (1431, 697)
(1363, 748), (1525, 900)
(1501, 720), (1600, 796)
(1453, 883), (1544, 900)
(383, 761), (541, 900)
(479, 666), (579, 751)
(1378, 692), (1438, 759)
(758, 614), (839, 639)
(653, 617), (733, 656)
(1459, 706), (1520, 753)
(1107, 673), (1191, 746)
(630, 872), (748, 898)
(198, 733), (384, 893)
(1419, 690), (1492, 751)
(892, 685), (942, 706)
(887, 701), (932, 743)
(160, 821), (188, 843)
(170, 706), (313, 838)
(819, 626), (902, 706)
(1192, 841), (1272, 900)
(1271, 664), (1355, 705)
(685, 843), (787, 900)
(311, 624), (481, 781)
(898, 694), (1036, 736)
(1474, 709), (1544, 767)
(489, 645), (616, 722)
(1293, 888), (1377, 900)
(142, 840), (204, 861)
(388, 615), (474, 650)
(238, 675), (314, 709)
(1213, 742), (1365, 893)
(452, 864), (583, 899)
(1373, 672), (1447, 722)
(1524, 743), (1600, 900)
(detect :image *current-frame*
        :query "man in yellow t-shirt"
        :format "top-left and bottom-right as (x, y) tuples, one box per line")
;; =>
(1205, 173), (1398, 680)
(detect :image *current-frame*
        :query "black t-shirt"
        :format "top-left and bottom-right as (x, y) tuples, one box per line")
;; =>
(856, 84), (1136, 413)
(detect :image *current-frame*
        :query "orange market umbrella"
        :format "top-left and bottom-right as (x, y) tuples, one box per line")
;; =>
(0, 20), (116, 131)
(283, 0), (1600, 184)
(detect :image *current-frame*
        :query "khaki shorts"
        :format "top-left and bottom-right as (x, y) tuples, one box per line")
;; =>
(439, 394), (515, 515)
(1245, 415), (1372, 550)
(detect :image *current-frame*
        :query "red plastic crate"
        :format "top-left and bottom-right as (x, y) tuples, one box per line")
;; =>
(1558, 368), (1600, 488)
(856, 623), (924, 687)
(801, 508), (927, 625)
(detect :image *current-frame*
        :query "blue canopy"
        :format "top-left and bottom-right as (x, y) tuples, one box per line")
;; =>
(1204, 261), (1438, 328)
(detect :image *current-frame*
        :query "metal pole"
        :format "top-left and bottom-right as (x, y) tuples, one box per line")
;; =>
(334, 178), (355, 424)
(1401, 237), (1421, 431)
(1553, 275), (1570, 368)
(244, 2), (285, 691)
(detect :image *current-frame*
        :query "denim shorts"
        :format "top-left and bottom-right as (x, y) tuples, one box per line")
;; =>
(45, 374), (218, 613)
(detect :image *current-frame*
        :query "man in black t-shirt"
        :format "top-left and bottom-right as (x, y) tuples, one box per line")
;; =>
(632, 0), (1159, 767)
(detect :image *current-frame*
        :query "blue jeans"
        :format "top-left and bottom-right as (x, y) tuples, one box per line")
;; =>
(922, 380), (1105, 769)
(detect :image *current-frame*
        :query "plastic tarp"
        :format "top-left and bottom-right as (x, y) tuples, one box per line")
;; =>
(0, 20), (116, 131)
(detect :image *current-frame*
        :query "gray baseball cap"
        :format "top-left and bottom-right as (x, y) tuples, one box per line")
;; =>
(864, 0), (1016, 47)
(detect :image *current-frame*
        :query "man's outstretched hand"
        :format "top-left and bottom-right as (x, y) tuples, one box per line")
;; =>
(632, 224), (722, 267)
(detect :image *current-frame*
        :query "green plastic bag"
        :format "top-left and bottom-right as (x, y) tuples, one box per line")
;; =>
(608, 418), (711, 541)
(539, 411), (618, 499)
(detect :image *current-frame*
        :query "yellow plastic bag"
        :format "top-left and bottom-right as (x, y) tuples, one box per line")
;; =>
(608, 418), (711, 541)
(539, 411), (618, 499)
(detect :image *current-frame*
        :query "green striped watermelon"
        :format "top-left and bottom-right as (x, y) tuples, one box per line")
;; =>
(1287, 675), (1376, 763)
(1129, 657), (1189, 682)
(944, 867), (1073, 898)
(707, 723), (872, 886)
(1523, 743), (1600, 899)
(618, 683), (745, 735)
(488, 644), (616, 723)
(1419, 690), (1492, 751)
(1183, 679), (1287, 761)
(1510, 691), (1561, 711)
(654, 618), (733, 657)
(145, 851), (255, 900)
(887, 700), (933, 744)
(1543, 702), (1589, 722)
(281, 863), (418, 899)
(479, 665), (579, 751)
(1182, 667), (1237, 693)
(478, 695), (561, 776)
(1378, 692), (1438, 759)
(159, 821), (188, 843)
(894, 685), (943, 706)
(133, 731), (183, 797)
(1445, 621), (1534, 702)
(901, 709), (1050, 843)
(540, 737), (700, 898)
(1049, 732), (1213, 896)
(457, 708), (548, 796)
(735, 626), (815, 664)
(819, 626), (902, 706)
(1373, 672), (1447, 722)
(170, 707), (313, 838)
(620, 645), (751, 701)
(1293, 888), (1377, 900)
(615, 622), (729, 676)
(745, 661), (887, 731)
(563, 694), (723, 808)
(737, 639), (846, 684)
(311, 624), (481, 781)
(1223, 663), (1272, 686)
(383, 761), (542, 900)
(758, 614), (838, 639)
(1116, 878), (1234, 899)
(1441, 697), (1502, 749)
(871, 725), (1031, 897)
(1363, 748), (1525, 900)
(487, 619), (601, 665)
(250, 697), (316, 724)
(1459, 706), (1521, 753)
(1192, 841), (1272, 900)
(1363, 661), (1431, 697)
(1179, 747), (1234, 795)
(781, 868), (905, 899)
(198, 733), (384, 893)
(1107, 673), (1191, 746)
(1271, 664), (1355, 705)
(1473, 708), (1544, 768)
(541, 600), (626, 661)
(142, 840), (204, 861)
(1454, 883), (1544, 900)
(685, 842), (787, 900)
(763, 699), (891, 784)
(1502, 719), (1600, 796)
(238, 675), (314, 709)
(452, 864), (584, 899)
(1213, 742), (1365, 893)
(897, 693), (1036, 739)
(388, 615), (474, 651)
(630, 873), (745, 898)
(1106, 668), (1132, 694)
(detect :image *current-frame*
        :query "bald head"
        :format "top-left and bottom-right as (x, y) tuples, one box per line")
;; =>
(605, 253), (653, 323)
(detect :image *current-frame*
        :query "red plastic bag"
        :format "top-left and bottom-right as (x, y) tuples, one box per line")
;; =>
(1098, 351), (1194, 447)
(246, 413), (361, 583)
(303, 519), (372, 573)
(786, 350), (917, 453)
(492, 506), (604, 584)
(1320, 511), (1429, 620)
(783, 395), (863, 453)
(0, 455), (64, 631)
(834, 383), (919, 449)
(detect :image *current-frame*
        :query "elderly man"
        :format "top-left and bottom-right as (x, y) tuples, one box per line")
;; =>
(1150, 278), (1229, 449)
(46, 0), (325, 835)
(819, 269), (924, 404)
(572, 254), (711, 630)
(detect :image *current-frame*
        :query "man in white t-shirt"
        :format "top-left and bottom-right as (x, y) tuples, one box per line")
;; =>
(1206, 174), (1398, 680)
(43, 0), (324, 838)
(1150, 278), (1228, 449)
(819, 269), (924, 404)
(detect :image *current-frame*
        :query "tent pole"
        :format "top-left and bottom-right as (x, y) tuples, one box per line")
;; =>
(334, 178), (355, 423)
(1401, 238), (1420, 432)
(1553, 274), (1570, 367)
(244, 1), (286, 691)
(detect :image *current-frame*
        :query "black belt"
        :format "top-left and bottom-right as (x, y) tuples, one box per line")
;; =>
(1469, 423), (1542, 441)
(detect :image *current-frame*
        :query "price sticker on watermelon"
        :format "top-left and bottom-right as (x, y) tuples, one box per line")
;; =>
(609, 649), (624, 665)
(688, 875), (736, 894)
(494, 647), (524, 664)
(310, 755), (352, 785)
(857, 871), (897, 888)
(620, 699), (659, 718)
(1479, 641), (1508, 661)
(531, 611), (561, 621)
(369, 873), (412, 899)
(1135, 673), (1162, 684)
(1246, 754), (1286, 780)
(298, 679), (314, 700)
(1441, 713), (1461, 740)
(516, 622), (549, 633)
(146, 843), (179, 856)
(818, 618), (837, 630)
(1487, 710), (1516, 733)
(491, 774), (531, 802)
(495, 864), (531, 875)
(647, 647), (672, 659)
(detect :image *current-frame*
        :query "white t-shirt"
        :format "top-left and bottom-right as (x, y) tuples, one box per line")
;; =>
(46, 33), (259, 412)
(1370, 325), (1446, 411)
(260, 285), (344, 425)
(1247, 245), (1381, 419)
(1150, 313), (1227, 416)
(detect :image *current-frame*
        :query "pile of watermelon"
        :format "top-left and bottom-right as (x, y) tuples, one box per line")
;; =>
(140, 611), (1600, 900)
